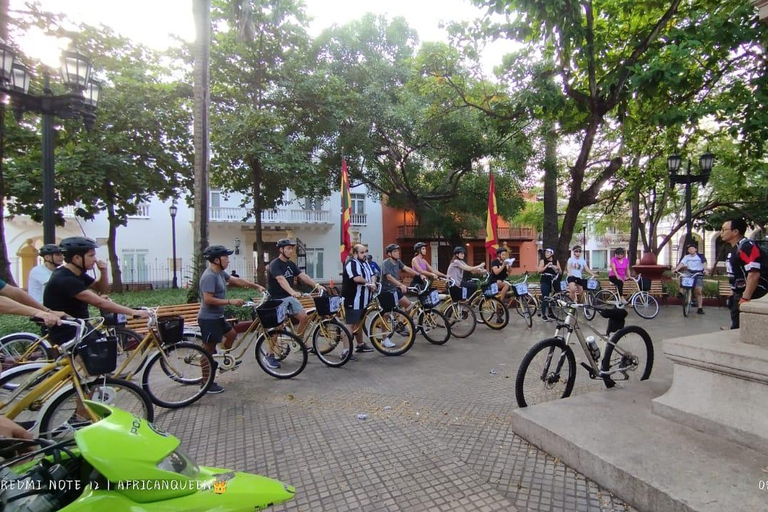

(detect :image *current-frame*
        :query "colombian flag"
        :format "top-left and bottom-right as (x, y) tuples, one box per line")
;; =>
(485, 171), (499, 259)
(340, 159), (352, 264)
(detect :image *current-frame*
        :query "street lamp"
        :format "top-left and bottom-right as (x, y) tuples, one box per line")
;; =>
(234, 237), (241, 255)
(0, 40), (100, 244)
(169, 204), (178, 289)
(667, 150), (715, 252)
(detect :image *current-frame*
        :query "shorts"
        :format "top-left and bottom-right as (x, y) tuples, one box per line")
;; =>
(345, 308), (365, 325)
(280, 296), (304, 315)
(198, 317), (233, 345)
(567, 276), (587, 288)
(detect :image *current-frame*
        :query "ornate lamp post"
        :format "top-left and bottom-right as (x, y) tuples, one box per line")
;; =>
(667, 151), (715, 252)
(0, 40), (101, 244)
(169, 204), (178, 289)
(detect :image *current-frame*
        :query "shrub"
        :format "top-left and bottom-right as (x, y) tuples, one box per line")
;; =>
(663, 280), (680, 297)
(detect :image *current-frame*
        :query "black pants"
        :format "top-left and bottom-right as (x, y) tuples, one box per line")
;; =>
(609, 276), (624, 297)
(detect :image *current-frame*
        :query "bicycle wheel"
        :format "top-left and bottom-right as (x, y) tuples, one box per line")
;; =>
(515, 295), (535, 328)
(601, 325), (654, 388)
(254, 330), (308, 379)
(368, 309), (415, 356)
(515, 337), (576, 408)
(141, 342), (215, 408)
(39, 377), (154, 438)
(583, 293), (597, 321)
(0, 333), (52, 371)
(417, 308), (451, 345)
(682, 288), (691, 317)
(478, 297), (509, 330)
(0, 363), (50, 428)
(443, 302), (476, 339)
(544, 294), (567, 322)
(312, 318), (353, 367)
(632, 292), (660, 319)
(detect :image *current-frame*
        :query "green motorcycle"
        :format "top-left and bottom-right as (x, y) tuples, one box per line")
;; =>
(0, 402), (295, 511)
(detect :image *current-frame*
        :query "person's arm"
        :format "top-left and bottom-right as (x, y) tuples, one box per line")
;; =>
(401, 264), (418, 277)
(202, 291), (235, 307)
(555, 261), (563, 273)
(275, 275), (301, 298)
(566, 259), (574, 275)
(423, 262), (445, 278)
(537, 259), (547, 273)
(73, 289), (148, 318)
(491, 262), (504, 276)
(89, 260), (110, 294)
(298, 272), (319, 291)
(609, 259), (618, 276)
(384, 270), (408, 293)
(740, 270), (761, 303)
(0, 415), (32, 440)
(0, 284), (48, 311)
(228, 275), (265, 292)
(0, 296), (61, 327)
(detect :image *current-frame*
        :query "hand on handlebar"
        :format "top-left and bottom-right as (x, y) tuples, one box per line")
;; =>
(32, 310), (63, 327)
(399, 284), (407, 294)
(229, 298), (245, 307)
(132, 309), (150, 319)
(292, 291), (302, 299)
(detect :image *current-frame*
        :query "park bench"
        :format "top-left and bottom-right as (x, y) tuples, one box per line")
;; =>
(125, 303), (201, 335)
(718, 280), (732, 307)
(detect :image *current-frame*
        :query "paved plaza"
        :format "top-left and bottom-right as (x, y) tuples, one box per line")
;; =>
(153, 305), (732, 512)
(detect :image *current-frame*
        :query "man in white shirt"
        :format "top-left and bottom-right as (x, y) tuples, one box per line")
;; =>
(675, 243), (708, 314)
(27, 244), (64, 303)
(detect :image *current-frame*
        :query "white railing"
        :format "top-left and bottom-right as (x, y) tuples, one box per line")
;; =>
(128, 204), (150, 218)
(210, 207), (332, 224)
(350, 213), (367, 226)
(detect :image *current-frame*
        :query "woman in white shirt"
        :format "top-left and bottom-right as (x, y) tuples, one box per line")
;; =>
(566, 245), (596, 302)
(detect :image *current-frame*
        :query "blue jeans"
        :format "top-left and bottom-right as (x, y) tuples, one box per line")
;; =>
(540, 278), (553, 317)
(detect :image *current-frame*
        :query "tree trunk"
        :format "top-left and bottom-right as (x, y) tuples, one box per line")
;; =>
(542, 122), (559, 258)
(0, 0), (16, 286)
(106, 201), (123, 293)
(252, 158), (265, 285)
(193, 0), (211, 270)
(629, 181), (641, 266)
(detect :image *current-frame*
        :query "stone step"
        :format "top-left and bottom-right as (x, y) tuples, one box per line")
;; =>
(510, 379), (767, 512)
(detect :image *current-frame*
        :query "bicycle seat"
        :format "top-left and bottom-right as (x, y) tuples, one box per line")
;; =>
(306, 307), (317, 316)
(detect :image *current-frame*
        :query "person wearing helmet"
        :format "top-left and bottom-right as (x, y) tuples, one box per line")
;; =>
(44, 237), (148, 345)
(537, 248), (562, 321)
(199, 244), (265, 393)
(566, 245), (596, 302)
(609, 248), (630, 303)
(28, 244), (64, 303)
(446, 246), (485, 293)
(489, 246), (514, 303)
(410, 242), (447, 290)
(674, 242), (708, 314)
(381, 243), (419, 310)
(266, 239), (321, 367)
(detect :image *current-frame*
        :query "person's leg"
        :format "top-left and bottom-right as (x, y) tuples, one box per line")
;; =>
(498, 282), (510, 305)
(540, 280), (551, 317)
(568, 279), (578, 301)
(730, 294), (741, 329)
(198, 318), (223, 390)
(222, 321), (237, 349)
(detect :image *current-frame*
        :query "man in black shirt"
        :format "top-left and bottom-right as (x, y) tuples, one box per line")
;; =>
(267, 239), (320, 338)
(721, 218), (768, 329)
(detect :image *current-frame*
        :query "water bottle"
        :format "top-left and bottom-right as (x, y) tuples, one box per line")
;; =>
(586, 336), (601, 361)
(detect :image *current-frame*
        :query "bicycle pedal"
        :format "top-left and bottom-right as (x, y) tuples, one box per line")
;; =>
(580, 362), (597, 378)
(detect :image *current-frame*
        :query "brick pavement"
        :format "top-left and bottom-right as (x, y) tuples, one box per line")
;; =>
(153, 305), (730, 511)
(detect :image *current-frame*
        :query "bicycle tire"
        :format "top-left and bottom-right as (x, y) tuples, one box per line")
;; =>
(682, 289), (691, 317)
(0, 363), (50, 428)
(312, 318), (353, 367)
(601, 325), (654, 388)
(39, 377), (154, 438)
(515, 295), (535, 328)
(417, 308), (451, 345)
(478, 297), (508, 330)
(254, 329), (308, 379)
(632, 292), (660, 319)
(368, 309), (415, 356)
(443, 302), (476, 338)
(0, 333), (53, 370)
(583, 292), (597, 321)
(141, 342), (215, 408)
(515, 337), (576, 408)
(543, 293), (567, 322)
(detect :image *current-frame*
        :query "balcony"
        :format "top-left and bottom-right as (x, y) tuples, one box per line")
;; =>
(211, 206), (333, 228)
(397, 225), (535, 241)
(350, 213), (367, 226)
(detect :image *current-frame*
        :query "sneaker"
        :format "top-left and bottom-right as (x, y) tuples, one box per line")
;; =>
(697, 308), (705, 314)
(382, 337), (397, 348)
(541, 315), (550, 322)
(206, 382), (225, 394)
(355, 343), (374, 353)
(341, 349), (359, 361)
(264, 354), (281, 369)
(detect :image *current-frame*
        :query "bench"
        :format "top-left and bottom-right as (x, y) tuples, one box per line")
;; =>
(125, 303), (202, 335)
(599, 279), (667, 303)
(718, 281), (732, 307)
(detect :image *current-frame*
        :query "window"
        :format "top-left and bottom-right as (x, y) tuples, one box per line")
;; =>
(591, 250), (608, 270)
(304, 248), (324, 279)
(121, 249), (149, 282)
(128, 202), (150, 218)
(350, 194), (367, 225)
(302, 196), (326, 210)
(473, 247), (485, 267)
(509, 246), (521, 267)
(210, 190), (221, 208)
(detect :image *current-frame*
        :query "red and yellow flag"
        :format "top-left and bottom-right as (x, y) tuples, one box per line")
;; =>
(340, 159), (352, 264)
(485, 171), (499, 259)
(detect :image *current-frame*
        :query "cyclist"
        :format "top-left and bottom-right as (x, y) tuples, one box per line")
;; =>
(720, 218), (768, 329)
(43, 237), (148, 346)
(608, 248), (630, 302)
(381, 243), (420, 310)
(410, 242), (447, 289)
(489, 246), (514, 303)
(199, 244), (265, 393)
(537, 248), (561, 321)
(27, 244), (64, 303)
(366, 254), (381, 278)
(566, 245), (596, 302)
(342, 244), (377, 353)
(446, 246), (485, 291)
(674, 243), (707, 314)
(267, 239), (321, 365)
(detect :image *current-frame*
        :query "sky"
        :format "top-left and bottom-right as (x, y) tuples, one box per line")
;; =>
(9, 0), (513, 74)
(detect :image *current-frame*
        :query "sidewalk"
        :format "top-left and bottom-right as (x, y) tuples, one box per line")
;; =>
(154, 306), (730, 511)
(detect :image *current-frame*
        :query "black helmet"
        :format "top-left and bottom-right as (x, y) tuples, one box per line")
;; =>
(615, 247), (625, 254)
(60, 237), (98, 255)
(203, 245), (234, 261)
(385, 243), (400, 254)
(414, 242), (427, 252)
(39, 244), (62, 256)
(453, 246), (466, 255)
(496, 246), (508, 255)
(276, 238), (296, 248)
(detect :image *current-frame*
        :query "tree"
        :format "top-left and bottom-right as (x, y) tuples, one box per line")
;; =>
(0, 0), (14, 284)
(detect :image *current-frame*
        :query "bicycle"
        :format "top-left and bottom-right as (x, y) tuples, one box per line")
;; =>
(625, 274), (660, 319)
(403, 279), (452, 345)
(437, 278), (478, 339)
(504, 272), (537, 328)
(515, 298), (654, 408)
(359, 284), (417, 356)
(675, 270), (705, 317)
(538, 273), (570, 322)
(467, 274), (509, 330)
(0, 318), (154, 437)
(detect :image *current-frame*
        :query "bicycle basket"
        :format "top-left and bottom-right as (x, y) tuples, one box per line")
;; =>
(639, 277), (652, 292)
(586, 279), (599, 290)
(482, 282), (499, 297)
(449, 285), (467, 301)
(559, 280), (568, 291)
(378, 290), (399, 312)
(419, 290), (441, 310)
(680, 276), (696, 289)
(157, 316), (184, 345)
(75, 334), (118, 375)
(514, 283), (529, 296)
(314, 295), (342, 316)
(100, 310), (127, 327)
(255, 300), (288, 328)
